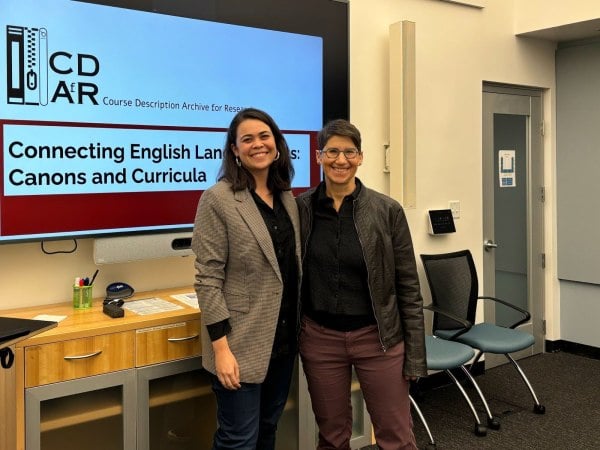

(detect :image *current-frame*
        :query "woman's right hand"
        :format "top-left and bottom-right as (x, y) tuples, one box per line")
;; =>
(212, 336), (241, 390)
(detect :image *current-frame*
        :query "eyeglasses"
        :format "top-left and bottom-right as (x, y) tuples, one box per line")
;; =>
(320, 148), (361, 159)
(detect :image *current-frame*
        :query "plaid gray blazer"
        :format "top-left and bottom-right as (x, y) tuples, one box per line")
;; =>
(192, 180), (301, 383)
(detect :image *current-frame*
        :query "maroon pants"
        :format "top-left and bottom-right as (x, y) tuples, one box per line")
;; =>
(300, 317), (417, 450)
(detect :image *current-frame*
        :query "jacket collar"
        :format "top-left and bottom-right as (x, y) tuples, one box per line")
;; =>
(311, 177), (363, 203)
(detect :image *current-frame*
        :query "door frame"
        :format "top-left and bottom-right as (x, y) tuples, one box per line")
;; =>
(482, 83), (545, 367)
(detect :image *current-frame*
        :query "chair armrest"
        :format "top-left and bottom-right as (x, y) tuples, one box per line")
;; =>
(477, 296), (531, 328)
(423, 304), (473, 339)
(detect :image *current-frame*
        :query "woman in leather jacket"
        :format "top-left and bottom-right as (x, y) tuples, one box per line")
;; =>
(296, 119), (426, 450)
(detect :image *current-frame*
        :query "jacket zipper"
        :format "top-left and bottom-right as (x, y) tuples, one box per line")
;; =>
(353, 198), (387, 352)
(297, 196), (313, 338)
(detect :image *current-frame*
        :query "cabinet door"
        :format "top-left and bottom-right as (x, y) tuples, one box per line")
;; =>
(25, 370), (136, 450)
(137, 357), (217, 450)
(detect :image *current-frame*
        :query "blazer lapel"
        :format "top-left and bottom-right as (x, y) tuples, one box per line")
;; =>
(234, 190), (281, 281)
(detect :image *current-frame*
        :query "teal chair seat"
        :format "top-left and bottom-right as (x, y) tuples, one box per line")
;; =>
(412, 335), (490, 442)
(425, 335), (475, 371)
(436, 323), (535, 354)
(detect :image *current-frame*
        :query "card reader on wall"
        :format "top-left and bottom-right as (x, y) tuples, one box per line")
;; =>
(428, 209), (456, 235)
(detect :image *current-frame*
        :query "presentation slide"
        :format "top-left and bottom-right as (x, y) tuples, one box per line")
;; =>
(0, 0), (323, 241)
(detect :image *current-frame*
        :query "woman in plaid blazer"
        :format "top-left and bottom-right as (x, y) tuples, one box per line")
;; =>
(192, 108), (301, 450)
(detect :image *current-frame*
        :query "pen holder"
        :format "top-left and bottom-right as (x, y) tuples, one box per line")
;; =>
(73, 285), (93, 309)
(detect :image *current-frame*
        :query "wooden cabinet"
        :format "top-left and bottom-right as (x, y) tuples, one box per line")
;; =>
(0, 288), (204, 450)
(135, 320), (201, 367)
(24, 332), (135, 387)
(0, 288), (374, 450)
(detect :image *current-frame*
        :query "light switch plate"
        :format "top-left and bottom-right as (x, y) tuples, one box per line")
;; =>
(449, 200), (460, 219)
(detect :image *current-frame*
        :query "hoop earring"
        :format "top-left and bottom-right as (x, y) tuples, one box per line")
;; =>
(274, 151), (280, 161)
(235, 156), (242, 167)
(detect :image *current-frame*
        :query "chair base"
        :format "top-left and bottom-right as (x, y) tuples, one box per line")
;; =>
(409, 395), (437, 449)
(488, 416), (501, 430)
(505, 353), (546, 415)
(459, 365), (501, 431)
(444, 369), (488, 436)
(474, 424), (487, 437)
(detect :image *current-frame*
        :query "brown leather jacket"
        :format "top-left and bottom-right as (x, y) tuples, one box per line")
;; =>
(297, 180), (427, 377)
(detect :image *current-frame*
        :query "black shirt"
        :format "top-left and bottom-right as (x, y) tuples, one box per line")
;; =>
(302, 181), (376, 331)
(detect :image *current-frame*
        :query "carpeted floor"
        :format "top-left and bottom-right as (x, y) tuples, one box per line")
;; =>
(362, 351), (600, 450)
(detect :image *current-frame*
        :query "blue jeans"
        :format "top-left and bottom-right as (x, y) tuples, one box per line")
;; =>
(211, 353), (296, 450)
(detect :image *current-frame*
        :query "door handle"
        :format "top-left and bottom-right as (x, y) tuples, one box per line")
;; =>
(484, 239), (498, 251)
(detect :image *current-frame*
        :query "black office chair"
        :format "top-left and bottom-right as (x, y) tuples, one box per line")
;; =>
(420, 249), (545, 415)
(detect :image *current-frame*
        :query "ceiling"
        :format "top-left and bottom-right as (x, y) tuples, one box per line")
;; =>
(516, 18), (600, 43)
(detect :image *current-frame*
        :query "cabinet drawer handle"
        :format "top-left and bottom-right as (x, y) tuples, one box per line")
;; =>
(167, 334), (199, 342)
(63, 350), (103, 360)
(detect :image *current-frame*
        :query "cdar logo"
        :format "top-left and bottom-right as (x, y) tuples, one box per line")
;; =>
(49, 51), (99, 105)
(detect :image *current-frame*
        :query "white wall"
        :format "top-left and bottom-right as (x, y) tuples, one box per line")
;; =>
(1, 0), (598, 345)
(554, 39), (600, 348)
(0, 238), (194, 309)
(348, 0), (559, 338)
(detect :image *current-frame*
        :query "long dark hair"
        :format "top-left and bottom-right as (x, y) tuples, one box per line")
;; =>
(217, 108), (294, 192)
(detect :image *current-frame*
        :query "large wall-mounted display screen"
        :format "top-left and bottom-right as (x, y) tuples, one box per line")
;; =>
(0, 0), (348, 243)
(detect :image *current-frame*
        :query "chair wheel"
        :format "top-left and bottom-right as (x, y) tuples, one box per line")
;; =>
(474, 424), (487, 437)
(534, 404), (546, 414)
(487, 416), (501, 430)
